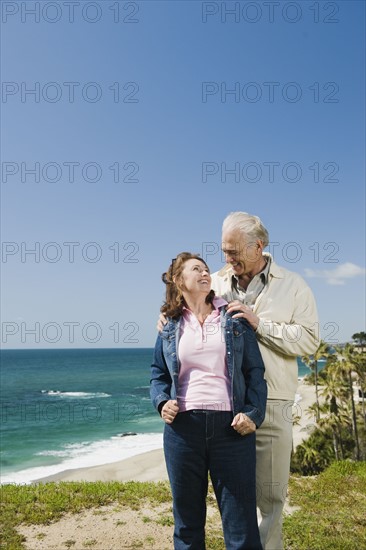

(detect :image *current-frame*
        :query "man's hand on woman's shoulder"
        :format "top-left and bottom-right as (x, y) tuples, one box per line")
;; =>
(226, 301), (259, 331)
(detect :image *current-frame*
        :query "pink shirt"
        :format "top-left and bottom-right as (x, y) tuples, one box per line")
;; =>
(177, 296), (232, 412)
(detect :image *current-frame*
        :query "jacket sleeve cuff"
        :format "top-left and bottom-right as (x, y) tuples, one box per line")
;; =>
(157, 400), (168, 415)
(154, 394), (170, 413)
(241, 406), (265, 428)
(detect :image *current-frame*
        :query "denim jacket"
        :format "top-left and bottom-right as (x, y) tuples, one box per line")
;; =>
(150, 307), (267, 428)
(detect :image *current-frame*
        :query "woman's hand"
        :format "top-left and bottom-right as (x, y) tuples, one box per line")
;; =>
(226, 301), (260, 331)
(161, 400), (179, 424)
(157, 313), (168, 332)
(231, 413), (256, 436)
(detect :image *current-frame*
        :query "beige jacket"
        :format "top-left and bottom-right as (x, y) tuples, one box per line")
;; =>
(211, 254), (319, 400)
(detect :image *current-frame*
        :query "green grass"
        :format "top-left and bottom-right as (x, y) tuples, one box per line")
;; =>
(284, 461), (366, 549)
(1, 463), (366, 549)
(155, 514), (174, 527)
(0, 480), (171, 549)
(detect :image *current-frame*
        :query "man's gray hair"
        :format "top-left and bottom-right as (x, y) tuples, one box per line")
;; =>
(222, 212), (269, 247)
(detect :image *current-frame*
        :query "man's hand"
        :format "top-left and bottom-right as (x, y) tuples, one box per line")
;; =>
(226, 300), (260, 331)
(157, 313), (168, 332)
(231, 412), (256, 436)
(161, 400), (179, 424)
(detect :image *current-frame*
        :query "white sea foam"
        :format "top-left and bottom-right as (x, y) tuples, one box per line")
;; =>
(0, 432), (163, 485)
(41, 390), (111, 398)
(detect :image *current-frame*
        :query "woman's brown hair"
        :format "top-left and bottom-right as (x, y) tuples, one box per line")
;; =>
(161, 252), (215, 319)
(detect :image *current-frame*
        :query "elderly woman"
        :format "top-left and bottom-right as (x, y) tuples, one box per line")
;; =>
(150, 253), (267, 550)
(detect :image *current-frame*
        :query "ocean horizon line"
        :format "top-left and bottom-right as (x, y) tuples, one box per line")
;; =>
(0, 346), (347, 352)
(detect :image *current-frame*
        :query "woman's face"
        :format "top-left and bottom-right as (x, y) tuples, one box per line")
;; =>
(179, 259), (211, 296)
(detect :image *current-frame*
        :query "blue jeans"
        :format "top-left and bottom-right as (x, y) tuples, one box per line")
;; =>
(164, 410), (262, 550)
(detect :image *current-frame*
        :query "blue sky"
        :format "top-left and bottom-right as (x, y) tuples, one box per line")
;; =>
(1, 0), (365, 349)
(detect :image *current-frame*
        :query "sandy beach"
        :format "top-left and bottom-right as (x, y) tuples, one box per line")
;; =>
(292, 380), (319, 448)
(34, 447), (169, 484)
(18, 382), (317, 549)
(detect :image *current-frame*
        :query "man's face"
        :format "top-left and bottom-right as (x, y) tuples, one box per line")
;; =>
(221, 230), (260, 277)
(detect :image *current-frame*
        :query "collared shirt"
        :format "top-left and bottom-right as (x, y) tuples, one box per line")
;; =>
(177, 296), (232, 412)
(151, 303), (268, 424)
(229, 256), (271, 306)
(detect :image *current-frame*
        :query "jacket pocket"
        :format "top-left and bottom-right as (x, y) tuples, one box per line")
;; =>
(232, 320), (246, 351)
(232, 318), (247, 337)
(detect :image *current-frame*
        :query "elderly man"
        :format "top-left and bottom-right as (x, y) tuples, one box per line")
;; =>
(211, 211), (319, 550)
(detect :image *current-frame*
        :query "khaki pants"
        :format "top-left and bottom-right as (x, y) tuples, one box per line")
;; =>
(256, 399), (294, 550)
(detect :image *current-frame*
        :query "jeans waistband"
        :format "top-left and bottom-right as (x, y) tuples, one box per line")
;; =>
(184, 409), (233, 415)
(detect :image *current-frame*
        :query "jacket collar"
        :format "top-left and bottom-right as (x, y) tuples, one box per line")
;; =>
(163, 303), (228, 335)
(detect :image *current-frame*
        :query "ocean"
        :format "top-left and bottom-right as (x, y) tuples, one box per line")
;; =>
(0, 348), (315, 484)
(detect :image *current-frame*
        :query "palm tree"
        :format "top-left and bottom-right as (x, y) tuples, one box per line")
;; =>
(317, 401), (350, 460)
(302, 341), (332, 422)
(295, 431), (334, 474)
(336, 344), (362, 460)
(300, 440), (319, 465)
(350, 350), (366, 430)
(306, 402), (320, 423)
(352, 331), (366, 348)
(318, 361), (349, 459)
